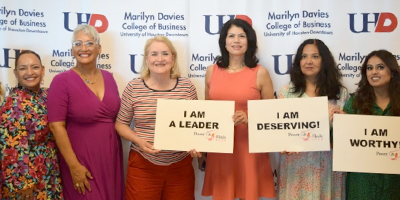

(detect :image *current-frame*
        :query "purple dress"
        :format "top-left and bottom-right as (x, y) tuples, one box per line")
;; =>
(47, 70), (124, 200)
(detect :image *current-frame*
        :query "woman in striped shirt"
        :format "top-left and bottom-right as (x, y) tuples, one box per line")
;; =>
(115, 36), (200, 200)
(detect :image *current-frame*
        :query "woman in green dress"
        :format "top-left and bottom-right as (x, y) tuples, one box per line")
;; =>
(344, 49), (400, 200)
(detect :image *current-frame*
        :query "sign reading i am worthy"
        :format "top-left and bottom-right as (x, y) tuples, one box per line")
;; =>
(333, 114), (400, 174)
(248, 97), (330, 153)
(154, 99), (234, 153)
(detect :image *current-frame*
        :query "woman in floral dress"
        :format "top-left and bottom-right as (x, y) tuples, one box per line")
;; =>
(277, 39), (348, 200)
(0, 50), (63, 199)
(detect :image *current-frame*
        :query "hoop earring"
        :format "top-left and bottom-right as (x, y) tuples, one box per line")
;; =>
(41, 76), (44, 85)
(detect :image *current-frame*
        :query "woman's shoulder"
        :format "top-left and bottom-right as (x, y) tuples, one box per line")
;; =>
(51, 69), (75, 84)
(178, 77), (191, 82)
(2, 88), (25, 108)
(338, 86), (349, 101)
(346, 93), (356, 102)
(100, 69), (114, 78)
(277, 82), (296, 98)
(128, 77), (143, 84)
(178, 77), (195, 86)
(281, 82), (295, 90)
(254, 64), (269, 75)
(206, 64), (215, 73)
(55, 69), (75, 78)
(343, 93), (357, 113)
(340, 86), (349, 95)
(123, 77), (144, 89)
(4, 89), (19, 100)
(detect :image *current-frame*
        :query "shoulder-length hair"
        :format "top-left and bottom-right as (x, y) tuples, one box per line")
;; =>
(216, 19), (258, 68)
(140, 36), (180, 79)
(353, 49), (400, 116)
(290, 39), (343, 100)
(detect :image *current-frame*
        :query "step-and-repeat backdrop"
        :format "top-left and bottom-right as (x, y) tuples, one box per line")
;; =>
(1, 0), (399, 199)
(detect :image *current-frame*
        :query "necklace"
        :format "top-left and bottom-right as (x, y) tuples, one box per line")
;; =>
(75, 68), (97, 84)
(227, 64), (245, 71)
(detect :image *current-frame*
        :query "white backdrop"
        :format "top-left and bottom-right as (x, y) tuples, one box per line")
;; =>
(1, 1), (400, 199)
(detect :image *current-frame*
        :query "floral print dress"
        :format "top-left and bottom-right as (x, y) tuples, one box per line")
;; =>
(0, 86), (63, 199)
(277, 82), (348, 200)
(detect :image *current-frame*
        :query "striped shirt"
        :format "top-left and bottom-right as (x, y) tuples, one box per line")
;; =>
(117, 77), (198, 165)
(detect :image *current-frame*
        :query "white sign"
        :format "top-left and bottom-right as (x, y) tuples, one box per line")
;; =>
(333, 114), (400, 174)
(248, 97), (330, 152)
(154, 99), (235, 153)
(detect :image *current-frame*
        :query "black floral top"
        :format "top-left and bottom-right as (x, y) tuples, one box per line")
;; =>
(0, 86), (63, 199)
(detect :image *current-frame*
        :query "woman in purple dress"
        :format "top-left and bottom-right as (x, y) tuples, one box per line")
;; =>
(47, 24), (124, 200)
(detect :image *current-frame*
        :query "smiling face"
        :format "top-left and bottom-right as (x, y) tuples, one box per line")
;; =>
(225, 25), (248, 57)
(14, 53), (44, 92)
(300, 44), (322, 80)
(145, 41), (175, 77)
(366, 56), (392, 89)
(71, 31), (101, 66)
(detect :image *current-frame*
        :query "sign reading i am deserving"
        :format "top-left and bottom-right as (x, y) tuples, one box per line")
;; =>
(333, 114), (400, 174)
(248, 97), (330, 153)
(154, 99), (235, 153)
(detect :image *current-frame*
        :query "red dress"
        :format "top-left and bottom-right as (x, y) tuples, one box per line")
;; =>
(202, 64), (276, 200)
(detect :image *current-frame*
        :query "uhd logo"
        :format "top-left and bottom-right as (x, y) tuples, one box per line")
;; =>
(272, 54), (294, 75)
(129, 54), (144, 74)
(0, 48), (22, 68)
(63, 12), (109, 33)
(349, 13), (398, 33)
(204, 14), (251, 35)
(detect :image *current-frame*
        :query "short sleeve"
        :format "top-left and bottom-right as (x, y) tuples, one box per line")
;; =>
(116, 81), (135, 125)
(47, 74), (69, 123)
(187, 79), (198, 100)
(277, 83), (292, 99)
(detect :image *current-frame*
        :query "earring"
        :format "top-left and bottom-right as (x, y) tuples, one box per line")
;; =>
(71, 57), (75, 66)
(41, 77), (44, 85)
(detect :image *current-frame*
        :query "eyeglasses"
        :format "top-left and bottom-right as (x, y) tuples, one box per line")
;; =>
(72, 41), (97, 49)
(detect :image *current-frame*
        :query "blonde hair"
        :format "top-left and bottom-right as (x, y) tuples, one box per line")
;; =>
(140, 36), (180, 79)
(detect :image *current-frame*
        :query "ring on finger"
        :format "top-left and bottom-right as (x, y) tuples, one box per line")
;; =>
(76, 183), (79, 187)
(26, 195), (30, 198)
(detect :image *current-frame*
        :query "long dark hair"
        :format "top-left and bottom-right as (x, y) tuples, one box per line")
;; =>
(353, 49), (400, 116)
(290, 39), (343, 100)
(216, 19), (258, 68)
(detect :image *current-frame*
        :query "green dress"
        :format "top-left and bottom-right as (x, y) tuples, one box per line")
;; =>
(344, 95), (400, 200)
